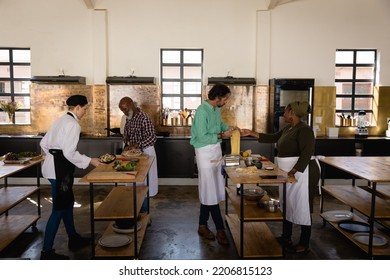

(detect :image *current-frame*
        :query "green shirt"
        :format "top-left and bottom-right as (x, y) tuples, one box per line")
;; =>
(190, 100), (229, 148)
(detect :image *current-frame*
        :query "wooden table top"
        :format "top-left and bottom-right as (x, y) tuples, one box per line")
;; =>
(319, 156), (390, 182)
(79, 155), (154, 183)
(0, 158), (44, 180)
(224, 160), (295, 184)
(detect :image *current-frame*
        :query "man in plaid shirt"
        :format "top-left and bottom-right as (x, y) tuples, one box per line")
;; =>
(119, 97), (158, 198)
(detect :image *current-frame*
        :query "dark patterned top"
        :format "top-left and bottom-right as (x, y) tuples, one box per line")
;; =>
(124, 110), (156, 150)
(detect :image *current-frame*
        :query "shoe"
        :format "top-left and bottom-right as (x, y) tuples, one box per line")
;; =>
(285, 244), (310, 254)
(276, 236), (292, 247)
(197, 225), (215, 240)
(216, 230), (229, 246)
(40, 249), (69, 260)
(68, 233), (91, 250)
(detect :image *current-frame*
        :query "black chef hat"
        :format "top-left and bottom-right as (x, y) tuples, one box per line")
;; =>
(66, 95), (88, 107)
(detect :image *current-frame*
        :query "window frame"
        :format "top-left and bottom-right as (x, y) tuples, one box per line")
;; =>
(335, 49), (377, 125)
(0, 47), (31, 125)
(160, 48), (203, 111)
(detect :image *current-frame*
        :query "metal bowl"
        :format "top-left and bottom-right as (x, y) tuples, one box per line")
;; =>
(243, 188), (267, 201)
(261, 199), (279, 212)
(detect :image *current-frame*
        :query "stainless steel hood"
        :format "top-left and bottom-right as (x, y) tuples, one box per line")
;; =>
(106, 76), (155, 84)
(30, 75), (86, 84)
(208, 76), (256, 85)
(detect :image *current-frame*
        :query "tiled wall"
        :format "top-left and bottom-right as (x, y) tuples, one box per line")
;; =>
(0, 84), (388, 137)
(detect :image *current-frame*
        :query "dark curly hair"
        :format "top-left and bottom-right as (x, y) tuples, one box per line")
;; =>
(208, 83), (231, 100)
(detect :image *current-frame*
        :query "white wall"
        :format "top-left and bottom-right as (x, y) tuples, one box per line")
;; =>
(0, 0), (389, 86)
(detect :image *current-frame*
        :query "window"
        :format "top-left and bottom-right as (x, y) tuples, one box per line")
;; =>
(160, 49), (203, 112)
(0, 47), (31, 125)
(335, 49), (376, 126)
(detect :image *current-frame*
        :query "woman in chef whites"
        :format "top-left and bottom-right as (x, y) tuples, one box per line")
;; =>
(241, 101), (320, 254)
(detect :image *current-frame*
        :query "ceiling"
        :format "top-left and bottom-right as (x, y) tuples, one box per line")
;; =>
(82, 0), (296, 10)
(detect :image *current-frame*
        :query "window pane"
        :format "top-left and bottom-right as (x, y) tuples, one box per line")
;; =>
(162, 81), (180, 94)
(0, 50), (9, 62)
(14, 81), (31, 94)
(0, 65), (10, 78)
(15, 111), (31, 124)
(183, 82), (202, 94)
(356, 67), (374, 79)
(163, 96), (181, 110)
(336, 51), (353, 63)
(336, 97), (352, 110)
(13, 49), (31, 63)
(0, 81), (11, 93)
(335, 67), (353, 79)
(355, 82), (373, 95)
(162, 50), (180, 63)
(183, 66), (201, 79)
(355, 98), (372, 110)
(183, 97), (201, 110)
(183, 50), (202, 63)
(13, 65), (31, 78)
(15, 96), (30, 109)
(356, 51), (375, 64)
(335, 82), (352, 95)
(162, 66), (180, 79)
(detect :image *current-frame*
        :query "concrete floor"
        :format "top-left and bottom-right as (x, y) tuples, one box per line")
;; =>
(0, 184), (387, 260)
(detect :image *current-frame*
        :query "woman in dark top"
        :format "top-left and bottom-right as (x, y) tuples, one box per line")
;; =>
(241, 101), (320, 254)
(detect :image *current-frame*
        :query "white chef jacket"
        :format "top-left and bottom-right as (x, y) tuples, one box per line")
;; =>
(195, 143), (225, 205)
(40, 112), (91, 179)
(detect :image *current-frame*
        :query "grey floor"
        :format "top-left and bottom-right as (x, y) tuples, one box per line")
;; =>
(0, 184), (388, 260)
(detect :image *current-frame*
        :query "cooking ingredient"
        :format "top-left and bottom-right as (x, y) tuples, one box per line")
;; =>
(230, 130), (240, 155)
(113, 160), (138, 171)
(99, 153), (116, 163)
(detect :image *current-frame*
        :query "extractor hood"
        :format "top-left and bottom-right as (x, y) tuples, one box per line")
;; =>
(30, 75), (86, 84)
(106, 76), (155, 84)
(208, 76), (256, 85)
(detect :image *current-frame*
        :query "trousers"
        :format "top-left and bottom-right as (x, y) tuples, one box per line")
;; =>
(42, 179), (77, 251)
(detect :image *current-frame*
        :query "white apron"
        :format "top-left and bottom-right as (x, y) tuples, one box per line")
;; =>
(275, 156), (311, 226)
(195, 143), (225, 205)
(136, 146), (158, 197)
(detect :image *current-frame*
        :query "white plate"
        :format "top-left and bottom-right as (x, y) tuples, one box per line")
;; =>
(352, 233), (388, 247)
(111, 222), (142, 234)
(98, 235), (132, 248)
(322, 210), (354, 222)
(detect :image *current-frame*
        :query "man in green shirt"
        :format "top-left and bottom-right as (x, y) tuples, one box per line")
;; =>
(190, 83), (237, 246)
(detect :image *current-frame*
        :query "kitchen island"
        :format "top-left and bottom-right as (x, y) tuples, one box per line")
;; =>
(223, 159), (295, 259)
(79, 154), (154, 259)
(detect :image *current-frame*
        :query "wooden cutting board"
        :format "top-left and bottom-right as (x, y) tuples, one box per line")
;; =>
(86, 171), (138, 180)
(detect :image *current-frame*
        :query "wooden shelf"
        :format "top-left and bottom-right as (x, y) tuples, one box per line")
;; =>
(320, 213), (390, 256)
(226, 187), (282, 221)
(322, 185), (390, 219)
(0, 186), (39, 215)
(225, 214), (282, 258)
(0, 214), (40, 251)
(94, 186), (148, 220)
(94, 214), (149, 258)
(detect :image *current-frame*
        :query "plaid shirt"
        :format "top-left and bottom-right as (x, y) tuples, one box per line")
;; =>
(124, 110), (156, 150)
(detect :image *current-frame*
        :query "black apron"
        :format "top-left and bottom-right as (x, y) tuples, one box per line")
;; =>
(49, 112), (76, 210)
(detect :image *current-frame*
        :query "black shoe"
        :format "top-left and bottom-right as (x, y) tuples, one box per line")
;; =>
(68, 234), (91, 251)
(285, 244), (310, 254)
(276, 236), (292, 247)
(40, 249), (69, 260)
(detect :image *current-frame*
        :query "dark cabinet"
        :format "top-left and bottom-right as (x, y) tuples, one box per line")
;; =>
(155, 137), (195, 178)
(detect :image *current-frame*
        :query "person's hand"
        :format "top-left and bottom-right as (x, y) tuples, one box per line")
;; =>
(287, 168), (297, 178)
(240, 129), (252, 137)
(90, 158), (103, 167)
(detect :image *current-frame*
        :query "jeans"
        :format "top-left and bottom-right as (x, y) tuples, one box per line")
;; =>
(199, 204), (225, 230)
(42, 179), (77, 252)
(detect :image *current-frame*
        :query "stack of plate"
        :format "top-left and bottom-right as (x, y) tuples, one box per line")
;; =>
(322, 210), (354, 222)
(98, 235), (132, 248)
